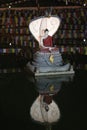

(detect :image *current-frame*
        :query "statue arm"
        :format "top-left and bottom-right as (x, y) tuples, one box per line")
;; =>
(40, 36), (48, 48)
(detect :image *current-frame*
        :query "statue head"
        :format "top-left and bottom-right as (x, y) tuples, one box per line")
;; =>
(44, 29), (49, 35)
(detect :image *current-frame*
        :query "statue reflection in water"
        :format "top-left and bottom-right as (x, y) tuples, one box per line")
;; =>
(30, 74), (74, 129)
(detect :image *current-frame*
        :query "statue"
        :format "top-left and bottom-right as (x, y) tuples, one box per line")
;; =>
(40, 29), (53, 48)
(26, 10), (74, 76)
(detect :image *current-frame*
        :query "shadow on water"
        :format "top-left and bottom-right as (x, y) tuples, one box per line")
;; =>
(0, 70), (87, 130)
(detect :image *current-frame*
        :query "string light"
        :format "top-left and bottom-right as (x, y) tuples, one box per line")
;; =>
(0, 0), (28, 7)
(0, 0), (87, 7)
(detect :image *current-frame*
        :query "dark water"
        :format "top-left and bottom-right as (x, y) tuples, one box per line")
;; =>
(0, 69), (87, 130)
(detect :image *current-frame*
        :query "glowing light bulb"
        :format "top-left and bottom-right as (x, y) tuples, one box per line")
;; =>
(9, 43), (12, 46)
(9, 5), (11, 8)
(83, 3), (86, 6)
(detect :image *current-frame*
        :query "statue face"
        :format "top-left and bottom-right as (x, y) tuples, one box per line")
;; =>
(45, 30), (49, 35)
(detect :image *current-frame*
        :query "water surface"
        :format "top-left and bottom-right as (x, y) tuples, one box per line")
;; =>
(0, 70), (87, 130)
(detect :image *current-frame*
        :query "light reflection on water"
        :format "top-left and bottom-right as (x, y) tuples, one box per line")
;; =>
(0, 71), (87, 130)
(30, 74), (74, 130)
